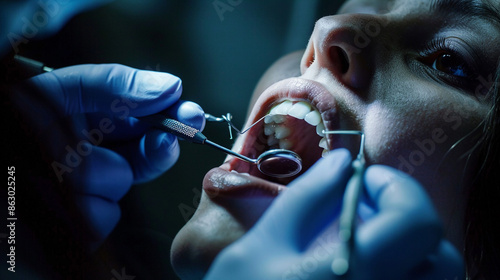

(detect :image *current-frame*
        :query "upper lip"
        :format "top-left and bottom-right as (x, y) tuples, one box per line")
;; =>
(247, 77), (339, 130)
(202, 77), (339, 199)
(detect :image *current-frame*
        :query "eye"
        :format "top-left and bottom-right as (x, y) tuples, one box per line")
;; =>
(419, 37), (479, 85)
(418, 37), (491, 100)
(431, 52), (472, 78)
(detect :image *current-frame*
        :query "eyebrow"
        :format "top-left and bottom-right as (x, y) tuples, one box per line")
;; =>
(430, 0), (500, 23)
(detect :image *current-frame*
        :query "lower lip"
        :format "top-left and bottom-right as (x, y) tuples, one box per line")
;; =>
(202, 165), (286, 199)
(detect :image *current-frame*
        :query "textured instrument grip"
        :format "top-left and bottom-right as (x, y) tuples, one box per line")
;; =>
(138, 115), (207, 144)
(160, 118), (207, 144)
(162, 119), (198, 137)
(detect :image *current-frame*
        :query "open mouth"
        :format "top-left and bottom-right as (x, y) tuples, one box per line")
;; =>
(230, 98), (331, 185)
(202, 77), (339, 198)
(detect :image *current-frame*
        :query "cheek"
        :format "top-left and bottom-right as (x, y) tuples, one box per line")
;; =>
(363, 101), (423, 165)
(362, 93), (486, 180)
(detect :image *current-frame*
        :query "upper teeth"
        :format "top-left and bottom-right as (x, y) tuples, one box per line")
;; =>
(304, 110), (321, 126)
(263, 100), (329, 156)
(287, 102), (311, 119)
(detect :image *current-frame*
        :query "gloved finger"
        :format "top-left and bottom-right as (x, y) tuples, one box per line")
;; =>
(112, 129), (180, 183)
(18, 110), (134, 203)
(16, 106), (134, 201)
(55, 143), (133, 202)
(354, 165), (442, 279)
(75, 194), (121, 251)
(408, 240), (464, 280)
(85, 113), (149, 143)
(85, 100), (206, 143)
(255, 149), (352, 250)
(28, 64), (183, 117)
(164, 100), (206, 131)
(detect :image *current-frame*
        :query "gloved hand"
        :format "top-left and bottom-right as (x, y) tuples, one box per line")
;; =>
(204, 149), (464, 280)
(9, 64), (205, 249)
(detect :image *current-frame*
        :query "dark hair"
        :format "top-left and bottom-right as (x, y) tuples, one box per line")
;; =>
(465, 64), (500, 279)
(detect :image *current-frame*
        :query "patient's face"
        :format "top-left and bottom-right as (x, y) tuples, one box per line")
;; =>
(171, 0), (499, 278)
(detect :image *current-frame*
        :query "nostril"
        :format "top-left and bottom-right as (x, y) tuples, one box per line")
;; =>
(331, 46), (350, 74)
(301, 46), (315, 74)
(304, 51), (315, 69)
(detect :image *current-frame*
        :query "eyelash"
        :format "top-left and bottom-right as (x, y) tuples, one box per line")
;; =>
(419, 38), (478, 89)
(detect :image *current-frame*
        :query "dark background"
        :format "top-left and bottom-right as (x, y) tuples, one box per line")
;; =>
(5, 0), (343, 279)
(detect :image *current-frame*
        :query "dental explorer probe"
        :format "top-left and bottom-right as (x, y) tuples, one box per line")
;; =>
(323, 130), (366, 277)
(139, 114), (303, 178)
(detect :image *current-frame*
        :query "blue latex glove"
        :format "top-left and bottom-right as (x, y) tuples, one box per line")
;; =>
(10, 64), (205, 249)
(204, 149), (464, 280)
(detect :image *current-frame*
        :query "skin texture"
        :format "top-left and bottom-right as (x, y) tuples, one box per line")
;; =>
(171, 0), (500, 279)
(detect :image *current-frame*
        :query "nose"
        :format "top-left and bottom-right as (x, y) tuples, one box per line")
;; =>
(301, 14), (388, 90)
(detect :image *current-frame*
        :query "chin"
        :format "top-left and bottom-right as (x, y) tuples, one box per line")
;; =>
(171, 190), (276, 279)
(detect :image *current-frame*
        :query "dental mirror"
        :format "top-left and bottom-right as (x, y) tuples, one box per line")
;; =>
(256, 149), (302, 178)
(202, 113), (303, 177)
(204, 140), (302, 178)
